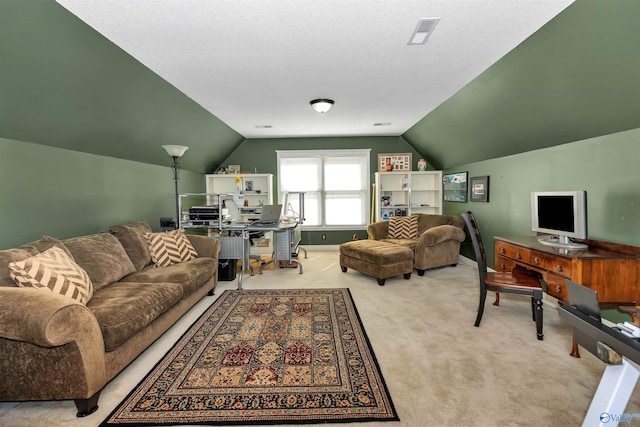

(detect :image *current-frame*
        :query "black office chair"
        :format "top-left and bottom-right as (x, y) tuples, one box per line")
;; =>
(462, 211), (545, 340)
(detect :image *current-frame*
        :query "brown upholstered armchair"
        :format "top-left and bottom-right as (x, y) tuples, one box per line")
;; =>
(367, 214), (466, 276)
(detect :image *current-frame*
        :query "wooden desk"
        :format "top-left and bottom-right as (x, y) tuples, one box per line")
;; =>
(494, 236), (639, 305)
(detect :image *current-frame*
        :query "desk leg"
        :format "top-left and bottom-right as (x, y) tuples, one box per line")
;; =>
(582, 358), (640, 427)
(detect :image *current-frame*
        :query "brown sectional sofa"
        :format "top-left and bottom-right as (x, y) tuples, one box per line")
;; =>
(367, 214), (466, 275)
(0, 220), (220, 416)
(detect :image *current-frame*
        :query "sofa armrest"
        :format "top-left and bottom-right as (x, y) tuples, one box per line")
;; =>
(0, 287), (107, 399)
(417, 225), (466, 248)
(0, 287), (100, 346)
(187, 234), (221, 259)
(367, 221), (390, 240)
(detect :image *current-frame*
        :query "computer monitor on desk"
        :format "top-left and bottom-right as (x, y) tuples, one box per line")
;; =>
(253, 204), (282, 225)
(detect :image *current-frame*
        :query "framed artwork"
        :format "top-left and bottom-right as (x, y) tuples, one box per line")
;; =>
(442, 171), (468, 202)
(470, 176), (490, 202)
(227, 164), (240, 174)
(378, 153), (412, 172)
(245, 180), (254, 192)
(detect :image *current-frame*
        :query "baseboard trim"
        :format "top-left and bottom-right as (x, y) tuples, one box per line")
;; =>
(299, 244), (341, 251)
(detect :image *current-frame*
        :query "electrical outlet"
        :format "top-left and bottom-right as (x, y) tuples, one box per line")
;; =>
(322, 234), (326, 240)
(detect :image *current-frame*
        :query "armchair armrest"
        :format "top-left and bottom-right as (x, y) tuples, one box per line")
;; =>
(187, 234), (221, 259)
(367, 221), (390, 240)
(417, 225), (466, 248)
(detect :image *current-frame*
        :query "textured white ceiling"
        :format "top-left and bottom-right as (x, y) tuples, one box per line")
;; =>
(57, 0), (573, 139)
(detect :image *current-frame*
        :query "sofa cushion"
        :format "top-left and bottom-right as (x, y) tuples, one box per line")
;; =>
(20, 235), (75, 259)
(8, 247), (94, 304)
(87, 281), (183, 351)
(121, 257), (216, 296)
(144, 229), (198, 267)
(388, 215), (419, 240)
(109, 220), (153, 271)
(63, 233), (136, 291)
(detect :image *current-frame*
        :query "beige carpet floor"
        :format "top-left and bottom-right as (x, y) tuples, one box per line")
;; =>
(0, 250), (639, 427)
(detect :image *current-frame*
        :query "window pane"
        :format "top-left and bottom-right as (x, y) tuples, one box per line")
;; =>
(325, 193), (365, 225)
(277, 149), (370, 228)
(299, 192), (321, 226)
(280, 157), (321, 192)
(324, 157), (365, 191)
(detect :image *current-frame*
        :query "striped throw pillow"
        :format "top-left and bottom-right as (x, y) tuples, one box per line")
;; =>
(9, 246), (94, 304)
(144, 229), (198, 267)
(388, 215), (419, 240)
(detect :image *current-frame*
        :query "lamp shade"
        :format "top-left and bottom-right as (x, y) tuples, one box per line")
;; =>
(310, 99), (334, 113)
(162, 145), (189, 158)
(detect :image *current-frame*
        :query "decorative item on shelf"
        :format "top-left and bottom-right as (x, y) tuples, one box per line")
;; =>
(234, 175), (242, 193)
(227, 164), (240, 174)
(245, 180), (253, 192)
(162, 145), (189, 228)
(417, 158), (427, 171)
(378, 153), (412, 171)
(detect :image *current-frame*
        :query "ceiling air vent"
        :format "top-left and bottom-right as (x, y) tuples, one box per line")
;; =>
(407, 18), (440, 45)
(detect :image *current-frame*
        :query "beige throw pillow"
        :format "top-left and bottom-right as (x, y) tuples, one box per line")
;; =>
(8, 246), (94, 304)
(388, 215), (419, 240)
(144, 229), (198, 267)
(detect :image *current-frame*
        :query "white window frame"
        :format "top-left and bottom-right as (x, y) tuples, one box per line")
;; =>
(276, 149), (371, 230)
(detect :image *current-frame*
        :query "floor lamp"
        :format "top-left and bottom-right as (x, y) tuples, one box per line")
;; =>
(162, 145), (189, 228)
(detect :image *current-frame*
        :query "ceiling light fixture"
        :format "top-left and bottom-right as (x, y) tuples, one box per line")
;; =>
(408, 17), (440, 45)
(310, 99), (334, 113)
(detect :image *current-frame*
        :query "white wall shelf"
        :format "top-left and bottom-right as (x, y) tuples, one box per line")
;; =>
(374, 171), (442, 221)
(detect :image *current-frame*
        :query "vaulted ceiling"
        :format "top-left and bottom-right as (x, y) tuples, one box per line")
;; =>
(1, 0), (639, 172)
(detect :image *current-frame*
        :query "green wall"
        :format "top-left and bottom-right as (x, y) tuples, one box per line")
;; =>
(217, 136), (430, 244)
(0, 138), (204, 249)
(442, 128), (640, 267)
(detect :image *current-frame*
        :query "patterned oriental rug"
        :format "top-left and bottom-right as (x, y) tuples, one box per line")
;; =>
(100, 288), (398, 426)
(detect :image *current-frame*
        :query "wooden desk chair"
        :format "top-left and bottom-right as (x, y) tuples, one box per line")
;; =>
(462, 211), (545, 340)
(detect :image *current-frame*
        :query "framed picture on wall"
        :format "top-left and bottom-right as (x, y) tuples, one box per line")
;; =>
(442, 172), (468, 202)
(378, 153), (412, 172)
(470, 176), (490, 202)
(227, 164), (240, 174)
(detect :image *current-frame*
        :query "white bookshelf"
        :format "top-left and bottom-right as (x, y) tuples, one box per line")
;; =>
(374, 171), (442, 221)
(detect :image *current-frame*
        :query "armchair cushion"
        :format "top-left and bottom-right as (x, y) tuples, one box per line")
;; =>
(387, 215), (418, 239)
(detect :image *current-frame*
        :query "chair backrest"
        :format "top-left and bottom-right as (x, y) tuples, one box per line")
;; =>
(461, 211), (488, 285)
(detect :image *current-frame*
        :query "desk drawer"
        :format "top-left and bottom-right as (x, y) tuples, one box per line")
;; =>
(529, 251), (572, 278)
(495, 241), (530, 262)
(546, 273), (569, 301)
(495, 255), (518, 272)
